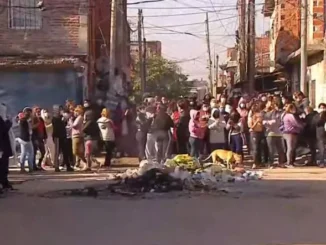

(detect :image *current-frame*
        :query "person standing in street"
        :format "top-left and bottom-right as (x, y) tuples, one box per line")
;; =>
(52, 105), (74, 172)
(135, 105), (148, 161)
(0, 103), (13, 191)
(97, 108), (115, 167)
(83, 109), (100, 171)
(31, 107), (47, 170)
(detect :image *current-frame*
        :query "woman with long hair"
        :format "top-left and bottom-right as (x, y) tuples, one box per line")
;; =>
(281, 103), (304, 167)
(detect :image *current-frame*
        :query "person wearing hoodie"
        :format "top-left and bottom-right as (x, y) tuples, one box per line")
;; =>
(188, 109), (205, 158)
(31, 107), (47, 170)
(199, 103), (211, 155)
(135, 105), (148, 161)
(97, 108), (115, 167)
(208, 109), (226, 151)
(52, 105), (74, 172)
(83, 109), (100, 171)
(263, 100), (286, 168)
(0, 103), (13, 190)
(281, 103), (304, 167)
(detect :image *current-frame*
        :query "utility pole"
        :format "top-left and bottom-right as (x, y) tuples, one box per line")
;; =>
(143, 37), (147, 91)
(247, 0), (255, 94)
(205, 12), (213, 94)
(138, 9), (145, 95)
(215, 55), (219, 96)
(239, 0), (246, 83)
(142, 14), (147, 92)
(110, 0), (117, 72)
(300, 0), (308, 94)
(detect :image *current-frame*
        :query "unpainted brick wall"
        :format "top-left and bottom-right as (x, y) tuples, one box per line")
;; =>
(0, 0), (87, 56)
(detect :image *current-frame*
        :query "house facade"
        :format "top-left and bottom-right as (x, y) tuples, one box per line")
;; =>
(264, 0), (326, 107)
(0, 0), (130, 115)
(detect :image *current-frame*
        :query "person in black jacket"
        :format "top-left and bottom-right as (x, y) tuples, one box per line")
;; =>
(17, 111), (34, 172)
(83, 110), (100, 171)
(52, 105), (73, 172)
(316, 103), (326, 167)
(135, 105), (148, 161)
(0, 103), (13, 190)
(153, 105), (174, 163)
(176, 100), (190, 154)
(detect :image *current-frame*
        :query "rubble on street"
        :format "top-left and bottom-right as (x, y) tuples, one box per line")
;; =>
(40, 155), (263, 199)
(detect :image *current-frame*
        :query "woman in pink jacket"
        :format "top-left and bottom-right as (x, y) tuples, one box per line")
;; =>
(188, 109), (205, 158)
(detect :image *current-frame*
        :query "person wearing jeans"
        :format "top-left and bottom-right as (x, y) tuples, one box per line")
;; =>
(248, 104), (265, 169)
(188, 109), (205, 158)
(17, 112), (34, 172)
(281, 104), (304, 167)
(263, 101), (286, 167)
(226, 111), (244, 165)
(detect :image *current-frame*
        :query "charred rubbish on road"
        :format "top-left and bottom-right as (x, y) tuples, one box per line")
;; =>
(39, 155), (263, 199)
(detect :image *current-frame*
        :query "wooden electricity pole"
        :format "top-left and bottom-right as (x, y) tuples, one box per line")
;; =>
(138, 9), (145, 95)
(247, 0), (255, 94)
(215, 55), (219, 96)
(300, 0), (308, 94)
(239, 0), (246, 82)
(205, 12), (213, 94)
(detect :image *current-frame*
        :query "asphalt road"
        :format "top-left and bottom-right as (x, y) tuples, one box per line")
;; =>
(1, 169), (326, 245)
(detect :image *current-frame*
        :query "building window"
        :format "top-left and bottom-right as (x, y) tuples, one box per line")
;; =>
(281, 3), (285, 8)
(281, 15), (285, 20)
(9, 0), (42, 29)
(280, 26), (284, 31)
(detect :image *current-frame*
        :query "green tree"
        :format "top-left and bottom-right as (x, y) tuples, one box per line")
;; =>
(131, 55), (192, 102)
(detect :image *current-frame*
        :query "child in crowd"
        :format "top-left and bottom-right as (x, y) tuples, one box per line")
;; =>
(208, 109), (226, 151)
(188, 109), (205, 158)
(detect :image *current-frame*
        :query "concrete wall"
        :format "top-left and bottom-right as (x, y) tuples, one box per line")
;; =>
(0, 69), (82, 116)
(309, 53), (325, 107)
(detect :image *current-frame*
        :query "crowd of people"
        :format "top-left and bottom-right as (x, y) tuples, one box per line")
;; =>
(136, 92), (326, 169)
(0, 90), (326, 191)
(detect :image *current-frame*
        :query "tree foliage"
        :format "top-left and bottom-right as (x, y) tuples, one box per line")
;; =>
(131, 55), (192, 102)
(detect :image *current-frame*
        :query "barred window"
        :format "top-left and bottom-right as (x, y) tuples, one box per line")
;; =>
(9, 0), (42, 29)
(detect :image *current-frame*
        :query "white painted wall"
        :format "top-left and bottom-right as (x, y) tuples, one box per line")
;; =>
(310, 59), (325, 106)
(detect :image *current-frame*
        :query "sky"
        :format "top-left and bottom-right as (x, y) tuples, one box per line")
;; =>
(127, 0), (269, 80)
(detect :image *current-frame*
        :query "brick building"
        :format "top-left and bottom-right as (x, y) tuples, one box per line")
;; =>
(264, 0), (326, 107)
(0, 0), (130, 114)
(263, 0), (301, 69)
(130, 40), (162, 60)
(255, 34), (270, 73)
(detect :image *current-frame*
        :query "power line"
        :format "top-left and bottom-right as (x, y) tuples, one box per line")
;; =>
(128, 3), (264, 9)
(128, 11), (235, 17)
(143, 15), (237, 28)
